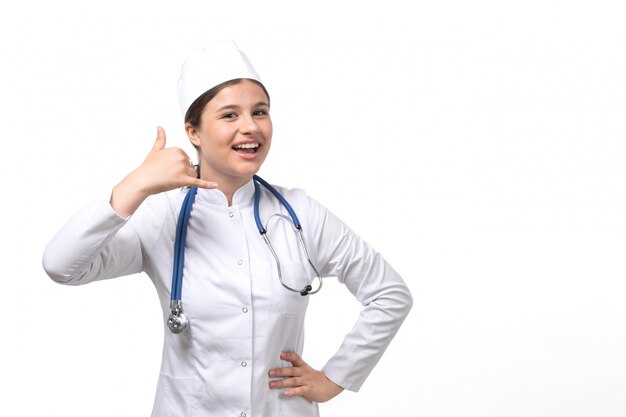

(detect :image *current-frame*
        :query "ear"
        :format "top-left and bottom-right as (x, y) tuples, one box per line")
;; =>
(185, 122), (202, 147)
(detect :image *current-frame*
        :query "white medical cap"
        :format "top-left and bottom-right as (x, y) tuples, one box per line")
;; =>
(177, 40), (262, 117)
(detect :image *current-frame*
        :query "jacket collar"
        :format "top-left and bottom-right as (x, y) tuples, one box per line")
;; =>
(192, 179), (255, 207)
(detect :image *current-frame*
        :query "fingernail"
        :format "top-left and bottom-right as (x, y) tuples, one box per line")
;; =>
(269, 381), (277, 388)
(269, 370), (276, 377)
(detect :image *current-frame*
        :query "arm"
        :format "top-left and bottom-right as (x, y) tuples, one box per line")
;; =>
(317, 211), (413, 391)
(42, 127), (218, 284)
(42, 198), (142, 284)
(268, 191), (413, 400)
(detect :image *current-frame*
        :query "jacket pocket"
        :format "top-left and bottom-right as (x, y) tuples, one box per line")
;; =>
(275, 262), (312, 318)
(151, 373), (197, 417)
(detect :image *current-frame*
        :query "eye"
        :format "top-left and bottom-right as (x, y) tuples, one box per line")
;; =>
(253, 109), (269, 117)
(222, 112), (237, 119)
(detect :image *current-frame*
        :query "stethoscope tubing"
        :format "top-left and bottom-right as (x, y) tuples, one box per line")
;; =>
(253, 175), (301, 232)
(167, 175), (322, 333)
(170, 186), (197, 301)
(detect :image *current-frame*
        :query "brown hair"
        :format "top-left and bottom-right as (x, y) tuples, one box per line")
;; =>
(184, 78), (271, 128)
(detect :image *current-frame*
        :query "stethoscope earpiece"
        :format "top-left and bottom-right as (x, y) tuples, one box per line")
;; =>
(300, 285), (313, 296)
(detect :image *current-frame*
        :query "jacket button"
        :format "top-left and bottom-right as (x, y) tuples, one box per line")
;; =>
(228, 211), (234, 218)
(241, 361), (247, 367)
(242, 307), (249, 313)
(240, 413), (246, 417)
(237, 259), (243, 265)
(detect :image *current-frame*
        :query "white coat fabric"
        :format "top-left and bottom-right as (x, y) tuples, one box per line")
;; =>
(43, 180), (413, 417)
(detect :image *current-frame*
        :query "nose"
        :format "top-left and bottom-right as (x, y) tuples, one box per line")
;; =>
(239, 114), (260, 135)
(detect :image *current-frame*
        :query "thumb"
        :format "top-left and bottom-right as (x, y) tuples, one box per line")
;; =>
(151, 126), (167, 152)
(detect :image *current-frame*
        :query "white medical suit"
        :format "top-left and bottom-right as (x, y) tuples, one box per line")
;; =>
(43, 180), (413, 417)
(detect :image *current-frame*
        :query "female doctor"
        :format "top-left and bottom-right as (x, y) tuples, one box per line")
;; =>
(42, 41), (413, 417)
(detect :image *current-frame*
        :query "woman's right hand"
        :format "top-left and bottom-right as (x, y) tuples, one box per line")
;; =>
(110, 127), (218, 217)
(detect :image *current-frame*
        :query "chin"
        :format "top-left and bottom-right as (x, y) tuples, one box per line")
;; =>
(236, 162), (264, 176)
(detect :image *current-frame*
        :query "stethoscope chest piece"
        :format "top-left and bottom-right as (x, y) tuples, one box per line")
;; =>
(167, 300), (188, 334)
(167, 314), (188, 334)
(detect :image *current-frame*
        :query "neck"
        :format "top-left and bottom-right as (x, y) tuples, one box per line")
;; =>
(201, 173), (252, 206)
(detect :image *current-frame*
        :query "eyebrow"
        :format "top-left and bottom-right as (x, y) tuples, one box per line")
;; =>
(215, 101), (270, 113)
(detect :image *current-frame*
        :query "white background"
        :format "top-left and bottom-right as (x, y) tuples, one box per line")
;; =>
(1, 1), (625, 416)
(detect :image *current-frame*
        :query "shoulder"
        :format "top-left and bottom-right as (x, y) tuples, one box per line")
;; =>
(260, 183), (322, 212)
(258, 182), (335, 232)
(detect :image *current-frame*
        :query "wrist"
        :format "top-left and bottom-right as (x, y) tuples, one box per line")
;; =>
(324, 374), (344, 398)
(110, 173), (151, 217)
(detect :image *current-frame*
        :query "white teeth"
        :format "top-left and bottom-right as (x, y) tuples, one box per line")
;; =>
(233, 143), (259, 149)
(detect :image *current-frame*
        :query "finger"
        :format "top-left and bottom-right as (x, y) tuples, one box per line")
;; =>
(268, 365), (302, 378)
(281, 351), (306, 367)
(269, 376), (302, 389)
(183, 164), (197, 178)
(188, 178), (219, 189)
(283, 386), (308, 398)
(151, 126), (167, 152)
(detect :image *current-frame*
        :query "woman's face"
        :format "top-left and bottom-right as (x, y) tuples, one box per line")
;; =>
(186, 79), (272, 187)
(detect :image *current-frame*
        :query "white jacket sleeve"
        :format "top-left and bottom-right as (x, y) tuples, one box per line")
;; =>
(42, 199), (143, 285)
(303, 194), (413, 392)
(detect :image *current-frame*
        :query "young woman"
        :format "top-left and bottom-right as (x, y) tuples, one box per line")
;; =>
(43, 41), (412, 417)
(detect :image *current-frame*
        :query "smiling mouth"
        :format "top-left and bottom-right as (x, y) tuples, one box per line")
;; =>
(232, 143), (260, 154)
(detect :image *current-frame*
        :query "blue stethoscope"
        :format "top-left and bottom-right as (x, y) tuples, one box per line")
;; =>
(167, 175), (323, 334)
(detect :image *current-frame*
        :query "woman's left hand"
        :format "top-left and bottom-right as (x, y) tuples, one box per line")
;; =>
(268, 351), (344, 403)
